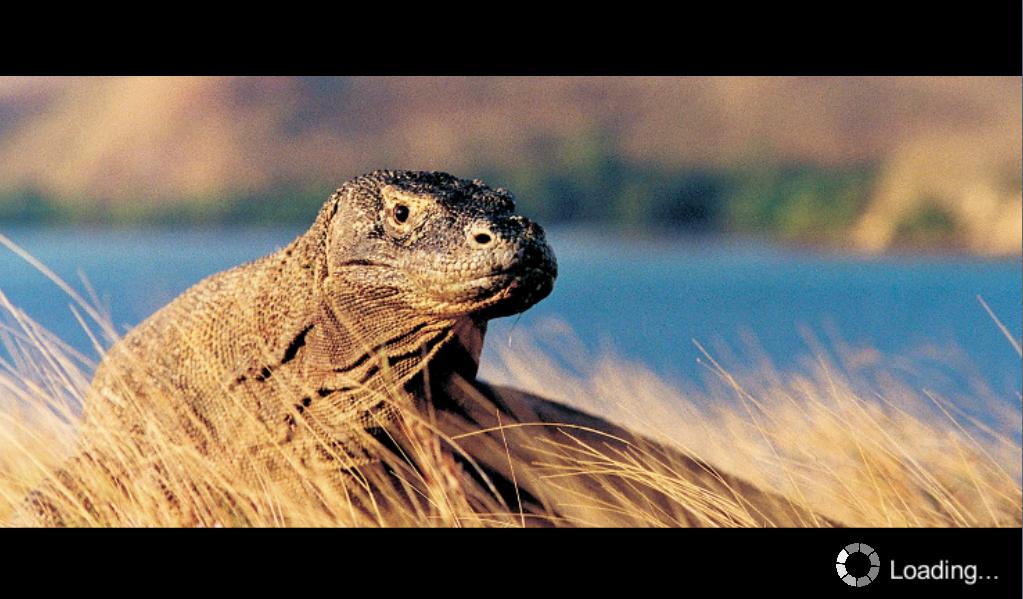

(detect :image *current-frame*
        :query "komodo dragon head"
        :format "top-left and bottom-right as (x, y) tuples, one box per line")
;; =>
(321, 168), (556, 316)
(299, 170), (556, 380)
(322, 170), (556, 319)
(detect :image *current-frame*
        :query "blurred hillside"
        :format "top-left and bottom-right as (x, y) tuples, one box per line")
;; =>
(0, 76), (1018, 254)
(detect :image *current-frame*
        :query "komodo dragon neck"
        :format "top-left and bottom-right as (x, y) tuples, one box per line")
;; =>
(245, 220), (485, 401)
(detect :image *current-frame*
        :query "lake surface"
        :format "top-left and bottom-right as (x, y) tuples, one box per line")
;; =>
(1, 226), (1020, 413)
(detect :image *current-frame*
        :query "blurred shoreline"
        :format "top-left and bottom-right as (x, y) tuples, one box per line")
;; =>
(0, 76), (1018, 256)
(1, 216), (1019, 259)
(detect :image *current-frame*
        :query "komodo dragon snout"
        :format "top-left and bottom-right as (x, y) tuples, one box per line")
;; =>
(325, 170), (557, 319)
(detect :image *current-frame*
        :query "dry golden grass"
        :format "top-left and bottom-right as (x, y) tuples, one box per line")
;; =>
(482, 324), (1021, 527)
(0, 238), (1019, 527)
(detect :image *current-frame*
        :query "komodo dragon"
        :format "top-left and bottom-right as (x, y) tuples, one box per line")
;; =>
(16, 170), (833, 527)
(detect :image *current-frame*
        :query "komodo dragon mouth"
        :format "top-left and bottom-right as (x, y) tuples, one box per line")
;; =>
(415, 262), (557, 319)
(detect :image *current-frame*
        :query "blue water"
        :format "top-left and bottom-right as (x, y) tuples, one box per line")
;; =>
(1, 226), (1020, 410)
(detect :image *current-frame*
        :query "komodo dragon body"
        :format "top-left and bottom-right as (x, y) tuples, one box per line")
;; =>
(18, 170), (832, 527)
(86, 171), (555, 466)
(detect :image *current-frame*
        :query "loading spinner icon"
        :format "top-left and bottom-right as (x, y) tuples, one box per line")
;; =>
(836, 543), (880, 587)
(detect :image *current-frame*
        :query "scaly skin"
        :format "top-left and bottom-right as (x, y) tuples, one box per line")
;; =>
(19, 170), (556, 525)
(84, 170), (555, 459)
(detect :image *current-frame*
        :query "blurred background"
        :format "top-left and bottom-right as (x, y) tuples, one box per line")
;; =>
(0, 76), (1019, 418)
(0, 76), (1019, 253)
